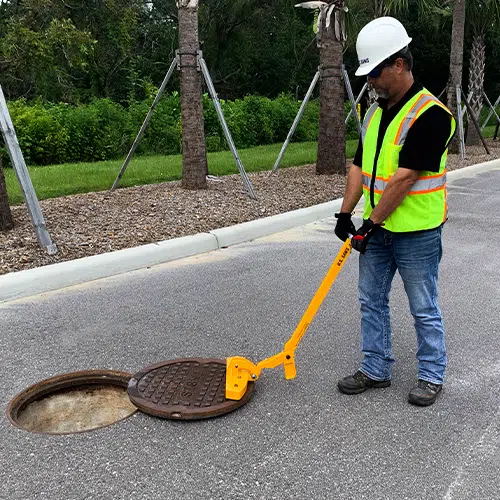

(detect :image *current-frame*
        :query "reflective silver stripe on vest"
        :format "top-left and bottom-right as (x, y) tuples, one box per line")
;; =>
(408, 172), (447, 194)
(395, 94), (447, 146)
(362, 172), (446, 194)
(361, 103), (379, 145)
(362, 174), (385, 192)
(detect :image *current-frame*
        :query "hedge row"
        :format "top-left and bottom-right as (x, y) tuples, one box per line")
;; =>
(5, 93), (360, 166)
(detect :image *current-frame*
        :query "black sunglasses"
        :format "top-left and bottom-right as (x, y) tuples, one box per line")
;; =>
(367, 60), (393, 79)
(367, 48), (409, 78)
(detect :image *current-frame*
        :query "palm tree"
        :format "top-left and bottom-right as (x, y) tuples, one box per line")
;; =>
(316, 1), (348, 175)
(178, 0), (208, 190)
(296, 1), (347, 175)
(446, 0), (466, 154)
(0, 154), (14, 231)
(465, 0), (500, 146)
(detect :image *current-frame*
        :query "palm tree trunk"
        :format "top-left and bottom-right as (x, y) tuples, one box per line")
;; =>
(0, 155), (14, 231)
(178, 0), (208, 190)
(446, 0), (466, 154)
(466, 33), (486, 146)
(316, 13), (346, 176)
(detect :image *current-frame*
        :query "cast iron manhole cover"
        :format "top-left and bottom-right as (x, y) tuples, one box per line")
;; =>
(128, 358), (254, 420)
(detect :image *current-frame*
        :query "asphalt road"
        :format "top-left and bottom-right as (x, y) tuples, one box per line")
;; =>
(1, 168), (500, 500)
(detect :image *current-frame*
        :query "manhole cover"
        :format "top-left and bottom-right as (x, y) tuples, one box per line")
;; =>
(128, 358), (254, 420)
(7, 370), (137, 434)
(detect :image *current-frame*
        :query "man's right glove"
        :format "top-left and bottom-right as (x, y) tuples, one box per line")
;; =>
(351, 218), (381, 254)
(334, 212), (356, 242)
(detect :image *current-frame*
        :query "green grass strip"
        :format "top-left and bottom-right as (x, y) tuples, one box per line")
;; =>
(5, 140), (358, 205)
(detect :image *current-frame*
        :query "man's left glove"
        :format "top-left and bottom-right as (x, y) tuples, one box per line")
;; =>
(334, 212), (356, 242)
(352, 219), (381, 254)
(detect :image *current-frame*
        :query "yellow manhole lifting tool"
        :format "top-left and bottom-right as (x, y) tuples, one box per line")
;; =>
(225, 238), (352, 400)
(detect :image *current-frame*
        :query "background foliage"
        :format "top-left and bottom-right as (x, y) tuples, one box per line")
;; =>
(1, 0), (498, 104)
(0, 0), (498, 166)
(4, 94), (361, 166)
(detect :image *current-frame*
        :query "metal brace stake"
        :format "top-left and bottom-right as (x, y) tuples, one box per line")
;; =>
(0, 86), (57, 255)
(111, 56), (178, 190)
(198, 52), (257, 200)
(272, 70), (320, 173)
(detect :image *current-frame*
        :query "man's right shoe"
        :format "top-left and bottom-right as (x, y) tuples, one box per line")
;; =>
(408, 379), (442, 406)
(337, 370), (391, 395)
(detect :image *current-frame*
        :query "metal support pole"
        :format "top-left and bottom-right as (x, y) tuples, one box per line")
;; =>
(461, 92), (473, 120)
(342, 66), (362, 136)
(481, 92), (500, 131)
(198, 54), (257, 200)
(111, 57), (178, 190)
(461, 87), (490, 155)
(0, 86), (57, 254)
(272, 71), (320, 174)
(345, 82), (368, 125)
(456, 85), (466, 160)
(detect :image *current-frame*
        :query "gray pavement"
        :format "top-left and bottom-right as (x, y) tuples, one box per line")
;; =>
(1, 168), (500, 499)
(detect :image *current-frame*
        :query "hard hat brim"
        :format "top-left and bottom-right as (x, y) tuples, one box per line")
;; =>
(355, 61), (383, 77)
(355, 38), (412, 77)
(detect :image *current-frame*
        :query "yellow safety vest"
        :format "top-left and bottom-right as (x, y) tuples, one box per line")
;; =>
(361, 88), (456, 232)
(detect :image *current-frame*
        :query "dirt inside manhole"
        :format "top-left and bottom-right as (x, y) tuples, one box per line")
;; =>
(7, 370), (137, 434)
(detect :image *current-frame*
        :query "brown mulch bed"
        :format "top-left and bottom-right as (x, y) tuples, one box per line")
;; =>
(1, 141), (499, 276)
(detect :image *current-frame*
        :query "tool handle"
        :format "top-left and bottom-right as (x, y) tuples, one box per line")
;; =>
(283, 239), (352, 354)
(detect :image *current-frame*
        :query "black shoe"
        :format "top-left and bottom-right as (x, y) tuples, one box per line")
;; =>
(337, 370), (391, 395)
(408, 379), (442, 406)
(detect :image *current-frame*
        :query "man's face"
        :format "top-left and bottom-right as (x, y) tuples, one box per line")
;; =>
(366, 58), (405, 100)
(367, 65), (395, 99)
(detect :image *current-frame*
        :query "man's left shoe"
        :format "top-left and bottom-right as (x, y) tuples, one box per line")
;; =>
(408, 379), (442, 406)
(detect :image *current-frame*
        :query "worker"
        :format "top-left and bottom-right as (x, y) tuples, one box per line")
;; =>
(334, 17), (456, 406)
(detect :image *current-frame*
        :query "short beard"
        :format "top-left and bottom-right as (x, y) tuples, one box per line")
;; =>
(368, 83), (389, 100)
(375, 89), (389, 99)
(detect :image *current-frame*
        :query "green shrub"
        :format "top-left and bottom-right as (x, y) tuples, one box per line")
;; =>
(141, 94), (182, 155)
(268, 93), (303, 142)
(344, 101), (360, 141)
(8, 99), (69, 165)
(205, 135), (224, 152)
(295, 99), (319, 142)
(220, 98), (245, 148)
(56, 99), (129, 162)
(87, 99), (129, 160)
(3, 93), (360, 166)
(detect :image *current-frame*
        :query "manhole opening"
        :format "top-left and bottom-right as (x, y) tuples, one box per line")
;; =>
(7, 370), (137, 435)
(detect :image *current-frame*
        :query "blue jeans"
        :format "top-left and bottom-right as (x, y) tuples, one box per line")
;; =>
(358, 226), (446, 385)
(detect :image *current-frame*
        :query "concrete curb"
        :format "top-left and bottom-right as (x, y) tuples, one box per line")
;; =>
(1, 157), (499, 303)
(0, 199), (345, 303)
(211, 198), (344, 248)
(447, 157), (500, 180)
(0, 233), (219, 303)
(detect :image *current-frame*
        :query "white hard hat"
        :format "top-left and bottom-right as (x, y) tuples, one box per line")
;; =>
(355, 17), (412, 77)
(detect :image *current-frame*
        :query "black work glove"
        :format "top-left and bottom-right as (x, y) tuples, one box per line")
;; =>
(351, 219), (381, 254)
(334, 212), (356, 242)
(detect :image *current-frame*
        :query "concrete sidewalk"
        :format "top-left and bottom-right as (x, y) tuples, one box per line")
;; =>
(1, 158), (500, 303)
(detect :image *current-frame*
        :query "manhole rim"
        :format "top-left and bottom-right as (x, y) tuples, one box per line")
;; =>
(7, 369), (137, 435)
(128, 357), (254, 420)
